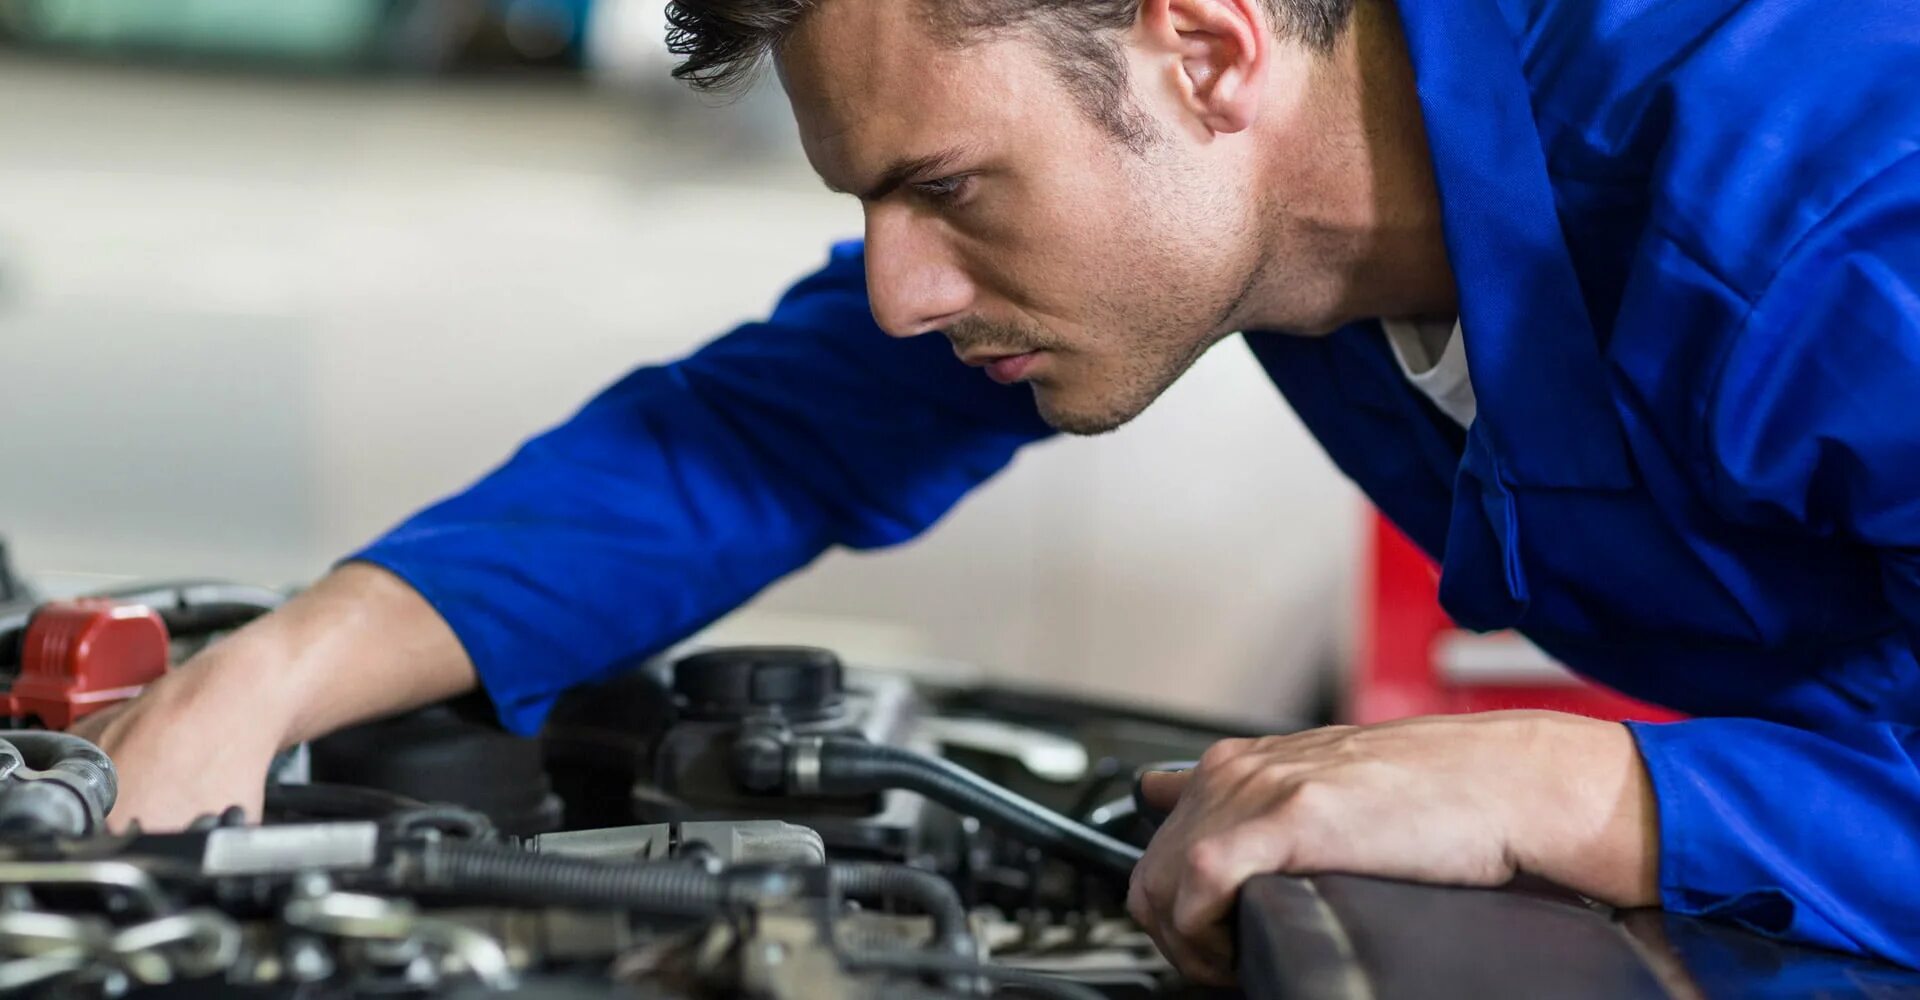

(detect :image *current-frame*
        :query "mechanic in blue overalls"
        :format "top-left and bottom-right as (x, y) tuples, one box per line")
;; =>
(80, 0), (1920, 981)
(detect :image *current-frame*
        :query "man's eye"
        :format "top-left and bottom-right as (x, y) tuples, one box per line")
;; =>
(913, 175), (974, 205)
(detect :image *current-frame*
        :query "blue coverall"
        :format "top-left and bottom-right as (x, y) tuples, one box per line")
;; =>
(355, 0), (1920, 966)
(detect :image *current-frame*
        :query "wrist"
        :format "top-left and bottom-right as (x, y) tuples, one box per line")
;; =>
(1505, 713), (1661, 907)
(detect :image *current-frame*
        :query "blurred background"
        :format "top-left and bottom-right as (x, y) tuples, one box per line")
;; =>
(0, 0), (1361, 724)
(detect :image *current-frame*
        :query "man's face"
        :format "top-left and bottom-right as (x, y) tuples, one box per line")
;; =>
(779, 0), (1276, 434)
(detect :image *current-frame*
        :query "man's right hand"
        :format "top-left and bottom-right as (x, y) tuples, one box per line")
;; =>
(66, 562), (479, 832)
(68, 652), (285, 829)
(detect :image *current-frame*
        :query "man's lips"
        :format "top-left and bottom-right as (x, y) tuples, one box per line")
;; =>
(960, 350), (1043, 385)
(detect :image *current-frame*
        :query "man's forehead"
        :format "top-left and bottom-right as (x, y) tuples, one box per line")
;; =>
(779, 0), (1030, 169)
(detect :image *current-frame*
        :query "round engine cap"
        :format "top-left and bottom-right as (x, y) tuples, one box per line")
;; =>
(671, 646), (845, 722)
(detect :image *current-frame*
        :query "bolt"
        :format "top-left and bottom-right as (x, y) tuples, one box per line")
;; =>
(292, 873), (334, 900)
(286, 936), (334, 982)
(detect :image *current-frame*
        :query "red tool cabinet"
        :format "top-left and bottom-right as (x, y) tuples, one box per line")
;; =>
(1352, 513), (1682, 725)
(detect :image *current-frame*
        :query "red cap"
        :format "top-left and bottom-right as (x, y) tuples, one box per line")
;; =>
(8, 600), (170, 729)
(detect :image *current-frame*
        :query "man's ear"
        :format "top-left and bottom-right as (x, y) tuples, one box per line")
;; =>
(1135, 0), (1269, 135)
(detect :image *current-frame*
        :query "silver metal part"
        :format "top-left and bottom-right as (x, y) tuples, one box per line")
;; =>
(733, 910), (880, 1000)
(110, 910), (244, 981)
(679, 821), (827, 866)
(0, 861), (169, 916)
(282, 888), (518, 991)
(283, 890), (423, 942)
(413, 918), (518, 989)
(791, 737), (825, 796)
(0, 732), (118, 836)
(0, 907), (241, 993)
(436, 906), (640, 963)
(202, 822), (379, 876)
(921, 717), (1092, 783)
(531, 820), (826, 866)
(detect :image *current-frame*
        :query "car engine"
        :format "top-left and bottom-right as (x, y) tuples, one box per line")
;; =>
(0, 576), (1251, 999)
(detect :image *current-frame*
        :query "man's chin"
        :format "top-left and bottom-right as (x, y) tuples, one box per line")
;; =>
(1034, 388), (1140, 437)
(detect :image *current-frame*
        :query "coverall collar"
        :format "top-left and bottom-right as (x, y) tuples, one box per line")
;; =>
(1394, 0), (1636, 489)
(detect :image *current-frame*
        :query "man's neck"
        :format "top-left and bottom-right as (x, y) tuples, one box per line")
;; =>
(1245, 0), (1457, 332)
(1348, 0), (1457, 323)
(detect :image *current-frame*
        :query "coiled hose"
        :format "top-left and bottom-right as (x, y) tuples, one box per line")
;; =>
(804, 738), (1144, 877)
(397, 840), (736, 918)
(397, 841), (978, 954)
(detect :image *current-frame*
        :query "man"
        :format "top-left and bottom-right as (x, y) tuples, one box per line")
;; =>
(75, 0), (1920, 984)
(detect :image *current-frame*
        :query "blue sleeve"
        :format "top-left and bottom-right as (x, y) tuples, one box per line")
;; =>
(347, 241), (1052, 734)
(1626, 152), (1920, 964)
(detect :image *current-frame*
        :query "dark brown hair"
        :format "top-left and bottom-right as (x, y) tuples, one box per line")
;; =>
(665, 0), (1356, 149)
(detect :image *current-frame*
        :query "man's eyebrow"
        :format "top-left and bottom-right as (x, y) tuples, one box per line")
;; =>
(827, 146), (975, 202)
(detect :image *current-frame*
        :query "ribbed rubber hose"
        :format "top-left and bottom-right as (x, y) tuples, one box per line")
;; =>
(812, 738), (1143, 876)
(403, 844), (981, 955)
(399, 840), (734, 918)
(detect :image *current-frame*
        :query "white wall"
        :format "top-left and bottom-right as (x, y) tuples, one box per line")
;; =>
(0, 56), (1360, 722)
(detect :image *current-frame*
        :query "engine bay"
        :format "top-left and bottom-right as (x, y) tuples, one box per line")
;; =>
(0, 579), (1251, 998)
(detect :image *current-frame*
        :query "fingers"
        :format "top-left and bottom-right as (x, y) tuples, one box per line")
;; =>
(65, 701), (130, 741)
(1174, 817), (1294, 934)
(1165, 843), (1249, 984)
(1133, 839), (1253, 985)
(1131, 734), (1335, 986)
(1137, 768), (1193, 810)
(1130, 867), (1237, 986)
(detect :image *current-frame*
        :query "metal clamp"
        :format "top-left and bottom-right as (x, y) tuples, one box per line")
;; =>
(790, 737), (824, 797)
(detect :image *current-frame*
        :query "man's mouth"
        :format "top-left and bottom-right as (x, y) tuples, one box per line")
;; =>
(961, 351), (1044, 385)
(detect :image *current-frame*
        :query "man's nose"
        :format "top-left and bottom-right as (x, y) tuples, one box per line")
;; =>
(863, 207), (975, 338)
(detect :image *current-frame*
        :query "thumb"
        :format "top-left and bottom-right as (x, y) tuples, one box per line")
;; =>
(1138, 767), (1195, 811)
(66, 701), (131, 743)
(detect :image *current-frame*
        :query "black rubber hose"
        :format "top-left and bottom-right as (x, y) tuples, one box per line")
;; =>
(396, 840), (734, 918)
(829, 861), (973, 958)
(0, 580), (285, 666)
(266, 781), (426, 819)
(265, 783), (498, 842)
(0, 539), (33, 605)
(0, 603), (34, 667)
(1132, 760), (1197, 833)
(85, 580), (286, 636)
(388, 804), (497, 843)
(811, 738), (1143, 876)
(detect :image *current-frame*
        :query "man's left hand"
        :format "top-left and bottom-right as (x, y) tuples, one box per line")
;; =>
(1127, 710), (1659, 985)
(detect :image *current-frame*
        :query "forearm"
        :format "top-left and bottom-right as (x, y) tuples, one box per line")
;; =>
(154, 562), (476, 751)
